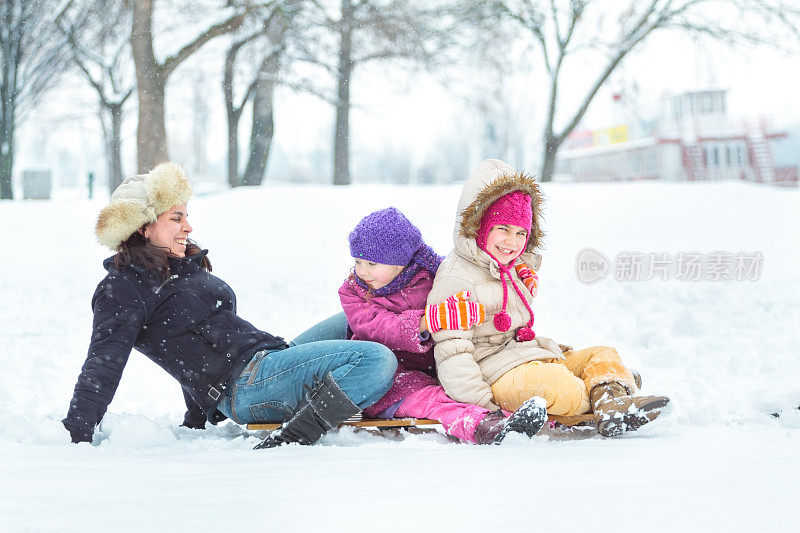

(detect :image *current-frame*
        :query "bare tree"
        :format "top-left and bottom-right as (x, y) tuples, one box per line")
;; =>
(299, 0), (452, 185)
(131, 0), (253, 173)
(486, 0), (800, 182)
(223, 6), (291, 187)
(191, 72), (210, 175)
(56, 0), (135, 194)
(224, 29), (262, 187)
(240, 28), (285, 186)
(0, 0), (73, 200)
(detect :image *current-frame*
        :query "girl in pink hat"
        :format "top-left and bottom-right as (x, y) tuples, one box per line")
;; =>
(338, 207), (548, 444)
(428, 159), (670, 437)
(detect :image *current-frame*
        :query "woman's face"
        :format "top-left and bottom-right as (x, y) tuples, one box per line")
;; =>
(353, 258), (404, 290)
(144, 204), (192, 257)
(484, 224), (528, 265)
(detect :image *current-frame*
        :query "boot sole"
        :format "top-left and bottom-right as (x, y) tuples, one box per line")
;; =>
(597, 397), (670, 437)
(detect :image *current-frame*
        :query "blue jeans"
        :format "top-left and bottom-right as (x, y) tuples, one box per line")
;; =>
(289, 312), (348, 345)
(217, 313), (395, 424)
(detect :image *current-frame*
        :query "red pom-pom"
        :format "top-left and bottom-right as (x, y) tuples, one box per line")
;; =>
(515, 326), (536, 342)
(493, 312), (512, 332)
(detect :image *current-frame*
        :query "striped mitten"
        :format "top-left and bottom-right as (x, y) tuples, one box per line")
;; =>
(426, 291), (486, 333)
(514, 263), (539, 298)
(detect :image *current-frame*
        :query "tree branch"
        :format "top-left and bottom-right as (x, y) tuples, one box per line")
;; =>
(555, 18), (662, 145)
(498, 1), (551, 72)
(162, 6), (250, 78)
(550, 0), (563, 47)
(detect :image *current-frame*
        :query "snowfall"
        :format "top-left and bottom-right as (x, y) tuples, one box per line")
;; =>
(1, 178), (799, 532)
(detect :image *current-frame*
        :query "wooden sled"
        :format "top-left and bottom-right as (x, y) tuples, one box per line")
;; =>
(246, 413), (595, 432)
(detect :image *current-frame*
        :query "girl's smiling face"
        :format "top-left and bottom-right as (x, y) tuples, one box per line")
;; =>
(484, 224), (528, 265)
(353, 258), (404, 290)
(144, 204), (192, 257)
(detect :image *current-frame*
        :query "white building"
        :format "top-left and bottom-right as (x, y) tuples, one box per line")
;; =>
(557, 89), (797, 186)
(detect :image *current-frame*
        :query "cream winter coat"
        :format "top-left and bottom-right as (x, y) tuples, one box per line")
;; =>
(428, 159), (564, 410)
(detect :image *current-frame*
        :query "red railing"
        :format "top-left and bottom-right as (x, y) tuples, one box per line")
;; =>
(774, 166), (799, 187)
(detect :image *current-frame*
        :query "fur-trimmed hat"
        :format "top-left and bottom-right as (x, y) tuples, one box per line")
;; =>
(476, 191), (533, 251)
(96, 162), (193, 250)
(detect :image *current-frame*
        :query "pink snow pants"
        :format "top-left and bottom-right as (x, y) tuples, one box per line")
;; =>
(394, 385), (494, 444)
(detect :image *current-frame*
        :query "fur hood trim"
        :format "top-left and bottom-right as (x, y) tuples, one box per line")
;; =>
(96, 162), (193, 250)
(459, 172), (544, 252)
(454, 159), (544, 256)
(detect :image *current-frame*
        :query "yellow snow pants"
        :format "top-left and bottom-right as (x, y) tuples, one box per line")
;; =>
(490, 346), (637, 416)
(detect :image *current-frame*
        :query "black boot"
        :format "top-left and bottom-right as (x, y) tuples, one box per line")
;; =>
(473, 396), (548, 445)
(473, 411), (506, 444)
(254, 373), (360, 449)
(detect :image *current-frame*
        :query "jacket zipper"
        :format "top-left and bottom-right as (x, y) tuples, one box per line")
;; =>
(155, 274), (179, 294)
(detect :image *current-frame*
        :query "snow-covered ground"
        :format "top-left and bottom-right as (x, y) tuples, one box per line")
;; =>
(2, 180), (799, 532)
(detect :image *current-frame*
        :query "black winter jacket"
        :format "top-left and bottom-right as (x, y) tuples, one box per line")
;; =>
(63, 250), (288, 443)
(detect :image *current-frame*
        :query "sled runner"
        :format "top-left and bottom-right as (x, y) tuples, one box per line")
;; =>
(246, 413), (595, 431)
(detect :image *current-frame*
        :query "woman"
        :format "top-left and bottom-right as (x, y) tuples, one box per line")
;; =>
(63, 162), (396, 449)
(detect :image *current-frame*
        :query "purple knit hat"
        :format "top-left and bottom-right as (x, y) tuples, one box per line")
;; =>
(349, 207), (441, 274)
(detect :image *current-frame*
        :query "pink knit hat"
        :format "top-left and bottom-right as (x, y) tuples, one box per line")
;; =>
(476, 191), (536, 342)
(476, 191), (533, 251)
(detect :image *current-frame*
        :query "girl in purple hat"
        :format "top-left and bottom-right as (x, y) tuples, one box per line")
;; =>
(339, 207), (547, 444)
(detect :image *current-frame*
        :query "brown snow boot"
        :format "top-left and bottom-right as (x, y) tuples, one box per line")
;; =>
(590, 382), (669, 437)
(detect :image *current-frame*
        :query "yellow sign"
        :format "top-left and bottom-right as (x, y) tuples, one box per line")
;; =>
(593, 125), (628, 145)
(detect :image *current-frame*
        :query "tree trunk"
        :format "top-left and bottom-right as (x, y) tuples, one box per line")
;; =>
(1, 2), (18, 200)
(0, 123), (13, 200)
(333, 0), (353, 186)
(100, 105), (112, 191)
(191, 74), (208, 174)
(540, 146), (556, 183)
(227, 113), (239, 187)
(540, 134), (560, 182)
(135, 73), (167, 174)
(109, 102), (124, 192)
(132, 0), (167, 173)
(224, 38), (241, 188)
(131, 0), (245, 174)
(99, 99), (127, 195)
(241, 85), (274, 186)
(242, 58), (278, 186)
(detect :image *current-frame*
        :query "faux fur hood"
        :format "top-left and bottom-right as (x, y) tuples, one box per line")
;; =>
(96, 162), (193, 251)
(453, 159), (544, 269)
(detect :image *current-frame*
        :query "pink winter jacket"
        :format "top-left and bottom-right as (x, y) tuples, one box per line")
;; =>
(338, 270), (437, 415)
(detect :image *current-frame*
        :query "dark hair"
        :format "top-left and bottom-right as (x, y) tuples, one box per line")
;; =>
(113, 228), (211, 280)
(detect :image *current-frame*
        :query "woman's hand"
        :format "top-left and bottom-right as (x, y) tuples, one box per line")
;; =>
(425, 291), (486, 333)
